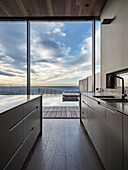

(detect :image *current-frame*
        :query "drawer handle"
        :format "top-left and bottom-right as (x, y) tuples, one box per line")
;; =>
(23, 107), (38, 120)
(97, 101), (100, 105)
(82, 112), (84, 114)
(31, 127), (34, 131)
(9, 118), (23, 132)
(9, 106), (38, 132)
(82, 101), (94, 111)
(3, 143), (23, 170)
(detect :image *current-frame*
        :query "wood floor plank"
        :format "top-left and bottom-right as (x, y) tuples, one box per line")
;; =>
(22, 119), (104, 170)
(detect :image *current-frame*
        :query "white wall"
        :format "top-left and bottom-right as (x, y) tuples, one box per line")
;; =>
(101, 0), (128, 89)
(79, 73), (100, 93)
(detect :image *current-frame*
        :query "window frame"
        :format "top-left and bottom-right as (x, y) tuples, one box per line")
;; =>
(0, 16), (100, 94)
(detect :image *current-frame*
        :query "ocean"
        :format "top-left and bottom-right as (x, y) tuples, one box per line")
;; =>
(0, 86), (79, 95)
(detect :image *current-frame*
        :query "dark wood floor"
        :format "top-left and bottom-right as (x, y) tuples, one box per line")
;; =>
(22, 119), (104, 170)
(43, 106), (80, 118)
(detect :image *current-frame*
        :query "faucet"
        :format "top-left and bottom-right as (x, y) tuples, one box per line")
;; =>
(112, 75), (127, 99)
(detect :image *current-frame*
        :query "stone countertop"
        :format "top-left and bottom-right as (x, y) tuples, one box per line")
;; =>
(82, 93), (128, 116)
(0, 95), (41, 115)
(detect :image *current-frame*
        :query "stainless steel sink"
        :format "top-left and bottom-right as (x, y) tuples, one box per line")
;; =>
(102, 98), (128, 103)
(93, 95), (115, 98)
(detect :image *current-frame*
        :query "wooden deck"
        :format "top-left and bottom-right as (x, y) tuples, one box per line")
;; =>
(43, 106), (80, 119)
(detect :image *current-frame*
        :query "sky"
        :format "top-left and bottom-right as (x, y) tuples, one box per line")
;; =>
(0, 21), (100, 86)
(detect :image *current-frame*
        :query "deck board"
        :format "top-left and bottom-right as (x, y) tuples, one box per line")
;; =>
(43, 106), (80, 119)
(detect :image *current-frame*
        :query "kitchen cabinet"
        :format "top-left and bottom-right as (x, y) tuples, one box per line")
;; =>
(0, 105), (24, 170)
(81, 94), (124, 169)
(93, 101), (106, 166)
(123, 114), (128, 170)
(106, 108), (122, 170)
(87, 105), (95, 142)
(81, 95), (88, 129)
(81, 95), (106, 166)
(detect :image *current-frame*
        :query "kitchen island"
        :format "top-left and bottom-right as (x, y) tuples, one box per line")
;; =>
(0, 95), (42, 170)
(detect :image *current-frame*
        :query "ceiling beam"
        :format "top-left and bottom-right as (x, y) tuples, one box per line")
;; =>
(46, 0), (53, 16)
(0, 1), (12, 16)
(16, 0), (29, 16)
(66, 0), (71, 16)
(78, 0), (84, 16)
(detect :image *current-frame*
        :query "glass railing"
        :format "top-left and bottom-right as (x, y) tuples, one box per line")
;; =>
(0, 84), (27, 95)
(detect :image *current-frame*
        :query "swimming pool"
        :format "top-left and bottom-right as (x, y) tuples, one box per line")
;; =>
(43, 94), (79, 106)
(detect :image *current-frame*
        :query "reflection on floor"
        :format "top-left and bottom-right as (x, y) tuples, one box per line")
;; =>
(22, 119), (104, 170)
(43, 106), (80, 118)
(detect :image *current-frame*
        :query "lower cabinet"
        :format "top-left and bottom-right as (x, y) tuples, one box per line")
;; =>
(86, 105), (95, 142)
(81, 94), (123, 170)
(93, 101), (106, 166)
(106, 108), (122, 170)
(81, 95), (88, 129)
(3, 144), (24, 170)
(0, 113), (24, 170)
(23, 121), (40, 162)
(81, 95), (106, 166)
(123, 114), (128, 170)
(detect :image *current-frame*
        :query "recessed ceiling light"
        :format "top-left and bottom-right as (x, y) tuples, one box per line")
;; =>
(85, 4), (89, 7)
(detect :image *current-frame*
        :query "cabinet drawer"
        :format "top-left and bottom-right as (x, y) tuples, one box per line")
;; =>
(85, 96), (95, 110)
(106, 109), (122, 170)
(123, 114), (128, 170)
(23, 121), (40, 162)
(123, 114), (128, 137)
(0, 122), (23, 169)
(81, 110), (87, 128)
(81, 98), (88, 129)
(24, 106), (40, 138)
(24, 98), (40, 117)
(0, 105), (23, 135)
(3, 143), (24, 170)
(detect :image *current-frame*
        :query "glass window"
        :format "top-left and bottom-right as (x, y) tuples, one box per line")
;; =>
(95, 21), (101, 92)
(0, 22), (27, 94)
(30, 21), (92, 95)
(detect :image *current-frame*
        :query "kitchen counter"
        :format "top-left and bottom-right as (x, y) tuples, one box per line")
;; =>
(0, 95), (41, 114)
(81, 92), (125, 169)
(82, 92), (128, 116)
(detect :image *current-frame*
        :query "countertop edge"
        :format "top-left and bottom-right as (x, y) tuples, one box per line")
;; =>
(0, 95), (42, 115)
(81, 92), (128, 116)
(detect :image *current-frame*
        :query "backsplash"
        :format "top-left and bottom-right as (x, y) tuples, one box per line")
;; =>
(102, 87), (128, 98)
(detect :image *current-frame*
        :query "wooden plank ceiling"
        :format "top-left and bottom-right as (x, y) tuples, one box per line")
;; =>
(0, 0), (107, 17)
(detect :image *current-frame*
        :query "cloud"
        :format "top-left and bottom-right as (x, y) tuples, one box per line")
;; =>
(0, 21), (100, 86)
(0, 71), (15, 76)
(30, 22), (96, 85)
(52, 28), (66, 36)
